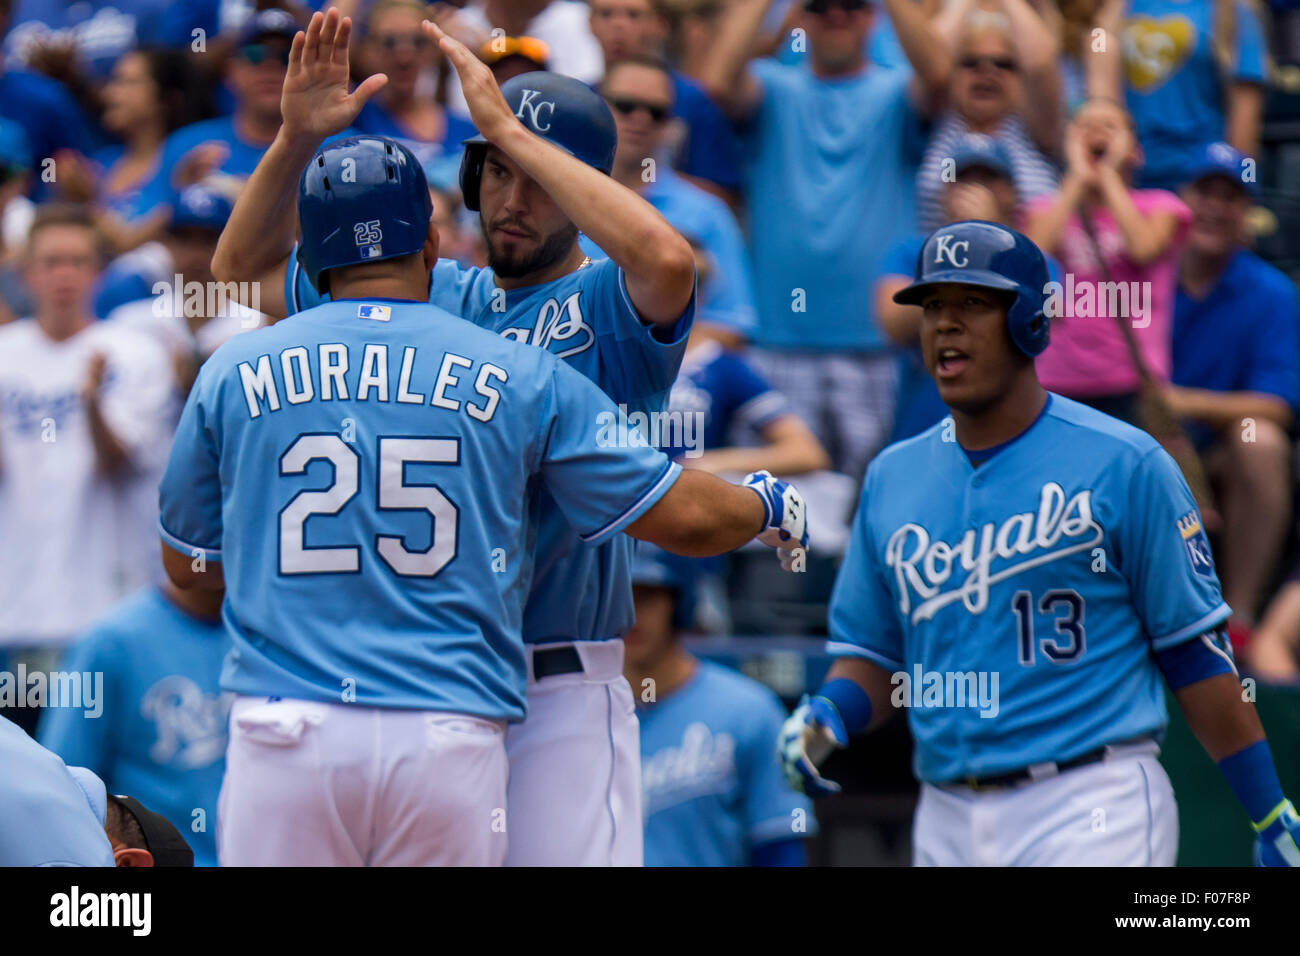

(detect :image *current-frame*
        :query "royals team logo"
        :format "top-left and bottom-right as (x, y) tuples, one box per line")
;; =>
(1178, 511), (1215, 579)
(886, 482), (1104, 622)
(498, 290), (595, 359)
(141, 676), (232, 769)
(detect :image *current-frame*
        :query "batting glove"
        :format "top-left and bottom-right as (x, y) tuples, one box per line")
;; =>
(778, 694), (847, 797)
(1254, 799), (1300, 866)
(742, 470), (808, 571)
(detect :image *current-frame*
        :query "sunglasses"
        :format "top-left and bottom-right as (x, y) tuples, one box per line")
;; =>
(609, 97), (671, 124)
(239, 42), (291, 66)
(376, 34), (429, 52)
(959, 55), (1018, 72)
(803, 0), (869, 13)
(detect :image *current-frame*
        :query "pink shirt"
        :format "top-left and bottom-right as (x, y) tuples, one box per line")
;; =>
(1029, 190), (1191, 397)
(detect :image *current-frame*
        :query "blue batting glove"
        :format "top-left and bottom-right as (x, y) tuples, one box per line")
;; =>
(742, 470), (809, 570)
(777, 694), (847, 797)
(1254, 799), (1300, 866)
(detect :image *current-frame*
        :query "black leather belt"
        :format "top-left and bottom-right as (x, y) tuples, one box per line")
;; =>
(951, 738), (1150, 791)
(532, 645), (584, 679)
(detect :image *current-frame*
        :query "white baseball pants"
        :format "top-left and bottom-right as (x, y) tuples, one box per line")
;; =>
(913, 740), (1179, 866)
(503, 639), (644, 866)
(218, 696), (508, 866)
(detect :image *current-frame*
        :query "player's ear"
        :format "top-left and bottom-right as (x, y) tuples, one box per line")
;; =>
(422, 219), (440, 271)
(113, 846), (154, 867)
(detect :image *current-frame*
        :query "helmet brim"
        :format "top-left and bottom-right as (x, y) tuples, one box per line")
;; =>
(892, 269), (1022, 306)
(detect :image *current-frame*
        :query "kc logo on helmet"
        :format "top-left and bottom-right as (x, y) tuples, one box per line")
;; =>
(933, 235), (970, 268)
(516, 90), (556, 133)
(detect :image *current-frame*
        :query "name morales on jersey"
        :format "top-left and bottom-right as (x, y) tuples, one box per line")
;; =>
(886, 482), (1104, 622)
(236, 344), (508, 423)
(498, 290), (594, 359)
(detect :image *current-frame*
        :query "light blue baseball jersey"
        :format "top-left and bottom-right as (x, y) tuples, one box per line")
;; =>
(0, 716), (115, 866)
(829, 394), (1231, 784)
(38, 588), (231, 867)
(159, 297), (681, 719)
(287, 256), (695, 645)
(639, 661), (816, 867)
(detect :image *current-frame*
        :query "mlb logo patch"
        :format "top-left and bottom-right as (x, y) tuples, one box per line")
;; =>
(1177, 511), (1215, 579)
(359, 244), (382, 259)
(357, 303), (391, 322)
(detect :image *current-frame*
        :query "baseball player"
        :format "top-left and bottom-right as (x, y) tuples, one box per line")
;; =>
(628, 545), (816, 866)
(1, 715), (194, 866)
(780, 220), (1300, 866)
(211, 8), (705, 864)
(163, 131), (806, 866)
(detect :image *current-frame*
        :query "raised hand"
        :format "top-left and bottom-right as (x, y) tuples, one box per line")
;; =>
(281, 7), (388, 143)
(421, 17), (517, 143)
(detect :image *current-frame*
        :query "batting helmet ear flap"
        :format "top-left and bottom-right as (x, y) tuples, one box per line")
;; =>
(459, 143), (487, 213)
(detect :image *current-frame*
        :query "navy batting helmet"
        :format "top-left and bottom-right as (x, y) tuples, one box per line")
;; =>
(459, 71), (617, 212)
(893, 220), (1051, 357)
(297, 135), (433, 293)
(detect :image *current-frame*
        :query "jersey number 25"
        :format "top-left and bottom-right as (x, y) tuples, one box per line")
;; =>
(279, 434), (458, 577)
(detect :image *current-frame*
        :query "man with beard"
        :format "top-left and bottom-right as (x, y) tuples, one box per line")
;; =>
(212, 8), (701, 865)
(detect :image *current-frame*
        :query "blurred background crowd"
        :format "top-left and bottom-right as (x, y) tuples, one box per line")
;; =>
(1, 0), (1299, 866)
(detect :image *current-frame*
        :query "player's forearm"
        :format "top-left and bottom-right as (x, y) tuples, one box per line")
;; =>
(212, 129), (319, 286)
(626, 469), (765, 556)
(821, 657), (897, 733)
(493, 122), (695, 324)
(1173, 672), (1265, 762)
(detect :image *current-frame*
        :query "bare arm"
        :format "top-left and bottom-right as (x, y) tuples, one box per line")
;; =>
(211, 9), (388, 318)
(624, 469), (767, 557)
(882, 0), (952, 108)
(1003, 0), (1064, 153)
(1023, 173), (1086, 254)
(1085, 0), (1126, 102)
(1172, 672), (1266, 761)
(161, 543), (225, 591)
(1226, 82), (1264, 160)
(686, 414), (831, 478)
(426, 20), (695, 325)
(82, 355), (133, 477)
(1164, 386), (1293, 432)
(1096, 166), (1179, 265)
(876, 275), (922, 346)
(695, 0), (772, 121)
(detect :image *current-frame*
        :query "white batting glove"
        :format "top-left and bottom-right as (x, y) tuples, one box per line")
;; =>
(742, 470), (808, 570)
(778, 695), (846, 796)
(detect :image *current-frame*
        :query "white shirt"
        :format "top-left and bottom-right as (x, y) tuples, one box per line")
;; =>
(106, 294), (265, 364)
(0, 319), (175, 645)
(446, 2), (605, 119)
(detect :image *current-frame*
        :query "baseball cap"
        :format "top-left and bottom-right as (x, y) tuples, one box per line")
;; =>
(1185, 141), (1260, 198)
(238, 7), (299, 46)
(630, 543), (697, 629)
(113, 795), (195, 867)
(478, 35), (550, 70)
(171, 184), (235, 232)
(952, 133), (1014, 181)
